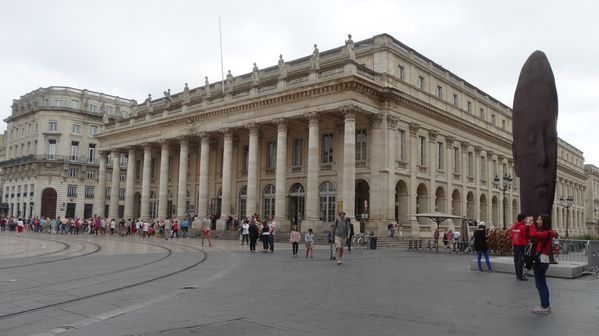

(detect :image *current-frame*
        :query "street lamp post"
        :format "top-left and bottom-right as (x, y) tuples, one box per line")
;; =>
(559, 195), (574, 239)
(493, 174), (513, 229)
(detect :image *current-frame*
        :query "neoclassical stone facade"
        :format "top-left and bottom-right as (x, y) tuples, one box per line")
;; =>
(2, 34), (596, 237)
(585, 164), (599, 236)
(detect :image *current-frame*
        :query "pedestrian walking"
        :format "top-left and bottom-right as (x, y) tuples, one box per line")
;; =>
(261, 221), (270, 252)
(473, 222), (492, 272)
(181, 218), (190, 238)
(201, 214), (212, 247)
(268, 217), (277, 252)
(248, 220), (259, 252)
(332, 212), (350, 265)
(305, 228), (314, 258)
(528, 213), (556, 315)
(241, 220), (250, 245)
(511, 214), (530, 281)
(289, 225), (300, 256)
(171, 220), (179, 239)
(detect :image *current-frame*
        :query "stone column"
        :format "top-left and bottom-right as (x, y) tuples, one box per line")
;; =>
(274, 119), (289, 229)
(140, 144), (152, 219)
(369, 114), (384, 230)
(246, 124), (259, 217)
(109, 149), (121, 220)
(461, 142), (470, 217)
(124, 146), (136, 220)
(218, 129), (233, 230)
(94, 150), (108, 217)
(341, 105), (358, 219)
(408, 122), (420, 237)
(497, 155), (505, 227)
(304, 113), (320, 229)
(386, 115), (399, 224)
(428, 130), (438, 212)
(158, 140), (170, 220)
(176, 137), (189, 220)
(508, 159), (514, 224)
(474, 146), (482, 222)
(197, 133), (210, 218)
(446, 137), (455, 220)
(487, 152), (494, 227)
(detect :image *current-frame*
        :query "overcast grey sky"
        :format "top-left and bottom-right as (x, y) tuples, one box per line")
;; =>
(1, 0), (597, 164)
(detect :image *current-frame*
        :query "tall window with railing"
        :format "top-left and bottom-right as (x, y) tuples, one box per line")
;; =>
(355, 129), (367, 162)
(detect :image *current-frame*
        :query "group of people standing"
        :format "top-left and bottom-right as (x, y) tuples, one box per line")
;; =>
(238, 214), (276, 253)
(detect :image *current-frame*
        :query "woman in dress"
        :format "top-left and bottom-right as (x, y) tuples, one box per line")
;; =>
(305, 228), (315, 258)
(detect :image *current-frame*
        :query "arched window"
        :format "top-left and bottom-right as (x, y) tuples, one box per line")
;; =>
(262, 184), (275, 219)
(239, 186), (247, 220)
(319, 181), (336, 223)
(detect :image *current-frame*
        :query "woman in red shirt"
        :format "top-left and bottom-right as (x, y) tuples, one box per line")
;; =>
(528, 213), (556, 315)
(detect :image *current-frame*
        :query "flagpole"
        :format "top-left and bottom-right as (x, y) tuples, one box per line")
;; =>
(219, 16), (224, 93)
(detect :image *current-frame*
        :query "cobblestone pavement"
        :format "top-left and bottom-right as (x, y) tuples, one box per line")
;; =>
(0, 233), (597, 336)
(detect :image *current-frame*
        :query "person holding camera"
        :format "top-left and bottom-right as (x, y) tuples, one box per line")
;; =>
(528, 213), (556, 315)
(511, 214), (530, 281)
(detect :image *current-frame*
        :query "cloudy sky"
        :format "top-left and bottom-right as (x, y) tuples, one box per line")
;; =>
(1, 0), (597, 163)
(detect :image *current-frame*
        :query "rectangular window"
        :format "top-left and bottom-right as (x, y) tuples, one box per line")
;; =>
(481, 157), (487, 179)
(87, 169), (96, 180)
(105, 187), (111, 199)
(151, 158), (156, 179)
(502, 119), (506, 129)
(322, 134), (334, 164)
(356, 129), (367, 161)
(136, 160), (141, 180)
(121, 154), (128, 167)
(71, 100), (80, 109)
(468, 152), (474, 177)
(89, 125), (98, 136)
(397, 129), (406, 161)
(419, 136), (426, 166)
(48, 120), (58, 131)
(398, 65), (405, 80)
(105, 106), (114, 114)
(467, 101), (472, 113)
(54, 99), (64, 107)
(453, 147), (460, 174)
(292, 138), (303, 167)
(453, 94), (458, 106)
(30, 184), (34, 196)
(437, 85), (443, 98)
(121, 109), (129, 118)
(480, 108), (485, 119)
(85, 186), (95, 198)
(67, 185), (77, 197)
(70, 141), (79, 161)
(48, 139), (57, 159)
(120, 173), (126, 182)
(88, 144), (96, 163)
(491, 114), (496, 126)
(119, 188), (125, 200)
(418, 76), (425, 90)
(266, 142), (276, 169)
(242, 145), (249, 172)
(68, 168), (78, 178)
(89, 104), (97, 113)
(72, 123), (81, 134)
(493, 159), (498, 178)
(437, 142), (444, 170)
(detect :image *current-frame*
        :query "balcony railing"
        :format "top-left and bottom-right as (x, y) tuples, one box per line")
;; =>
(0, 154), (99, 167)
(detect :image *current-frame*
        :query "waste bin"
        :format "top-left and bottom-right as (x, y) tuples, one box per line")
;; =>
(369, 236), (378, 250)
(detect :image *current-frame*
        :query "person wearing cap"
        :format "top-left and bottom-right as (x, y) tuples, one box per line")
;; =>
(473, 222), (492, 272)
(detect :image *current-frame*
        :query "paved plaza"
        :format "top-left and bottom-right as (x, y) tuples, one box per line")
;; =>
(0, 233), (597, 336)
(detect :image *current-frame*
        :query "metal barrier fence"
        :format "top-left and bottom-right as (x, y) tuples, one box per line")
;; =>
(554, 239), (590, 263)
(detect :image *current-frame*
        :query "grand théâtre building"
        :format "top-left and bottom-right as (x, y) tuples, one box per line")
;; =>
(2, 33), (593, 237)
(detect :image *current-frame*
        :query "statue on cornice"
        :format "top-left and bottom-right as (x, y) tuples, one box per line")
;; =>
(310, 44), (320, 70)
(145, 94), (153, 112)
(182, 83), (190, 104)
(278, 54), (287, 78)
(204, 76), (211, 97)
(345, 34), (355, 61)
(163, 89), (172, 107)
(225, 70), (234, 92)
(252, 63), (260, 85)
(130, 99), (139, 116)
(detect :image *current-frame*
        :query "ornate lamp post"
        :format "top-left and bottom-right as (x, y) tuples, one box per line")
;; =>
(493, 174), (513, 229)
(559, 195), (574, 238)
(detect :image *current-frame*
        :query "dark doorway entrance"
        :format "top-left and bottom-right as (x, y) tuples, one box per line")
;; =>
(288, 183), (305, 231)
(40, 188), (57, 219)
(66, 203), (76, 218)
(355, 179), (370, 233)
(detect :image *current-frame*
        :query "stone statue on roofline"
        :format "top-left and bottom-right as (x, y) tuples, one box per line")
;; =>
(311, 44), (320, 70)
(252, 63), (260, 85)
(345, 34), (355, 61)
(278, 54), (287, 78)
(182, 83), (190, 104)
(204, 76), (211, 97)
(130, 99), (139, 116)
(163, 89), (172, 107)
(225, 70), (234, 91)
(145, 94), (153, 112)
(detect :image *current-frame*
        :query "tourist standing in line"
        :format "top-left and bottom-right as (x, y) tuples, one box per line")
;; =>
(289, 225), (300, 257)
(16, 218), (24, 238)
(241, 220), (250, 246)
(171, 220), (179, 239)
(94, 217), (101, 236)
(248, 220), (259, 252)
(511, 214), (530, 281)
(142, 219), (149, 238)
(446, 229), (454, 253)
(261, 221), (270, 252)
(201, 214), (212, 247)
(305, 228), (314, 258)
(473, 222), (492, 272)
(110, 218), (116, 235)
(181, 217), (189, 238)
(332, 212), (350, 265)
(268, 217), (277, 252)
(528, 213), (556, 315)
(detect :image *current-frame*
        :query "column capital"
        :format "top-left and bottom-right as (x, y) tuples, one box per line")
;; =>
(408, 122), (420, 136)
(111, 148), (121, 156)
(98, 149), (109, 156)
(246, 123), (260, 136)
(199, 132), (210, 144)
(221, 128), (233, 140)
(446, 136), (455, 148)
(386, 115), (399, 129)
(370, 114), (383, 129)
(460, 141), (471, 152)
(305, 112), (320, 126)
(487, 150), (495, 159)
(428, 129), (439, 142)
(273, 118), (288, 132)
(141, 142), (153, 149)
(474, 146), (483, 155)
(177, 136), (189, 145)
(159, 139), (170, 149)
(340, 104), (360, 120)
(497, 154), (505, 162)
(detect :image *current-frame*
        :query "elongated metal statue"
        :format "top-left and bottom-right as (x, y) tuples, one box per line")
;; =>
(512, 51), (558, 218)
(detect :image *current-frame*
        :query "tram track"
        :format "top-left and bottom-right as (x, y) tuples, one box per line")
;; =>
(0, 238), (102, 270)
(0, 241), (207, 321)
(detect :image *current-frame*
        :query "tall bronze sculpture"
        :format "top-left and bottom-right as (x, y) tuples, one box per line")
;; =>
(512, 51), (558, 218)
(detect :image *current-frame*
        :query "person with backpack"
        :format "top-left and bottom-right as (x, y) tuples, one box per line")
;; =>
(248, 220), (259, 252)
(332, 212), (350, 265)
(511, 214), (530, 281)
(181, 218), (190, 238)
(528, 213), (556, 315)
(473, 222), (492, 272)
